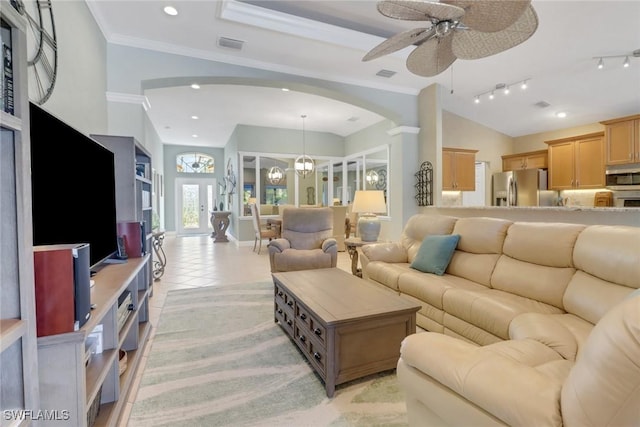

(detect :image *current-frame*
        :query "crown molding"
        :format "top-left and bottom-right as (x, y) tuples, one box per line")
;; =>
(219, 0), (386, 53)
(387, 126), (420, 136)
(106, 92), (151, 111)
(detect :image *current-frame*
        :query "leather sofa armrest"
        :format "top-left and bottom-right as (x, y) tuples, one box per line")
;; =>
(509, 313), (579, 361)
(267, 238), (290, 253)
(400, 332), (569, 427)
(361, 242), (407, 263)
(322, 238), (337, 252)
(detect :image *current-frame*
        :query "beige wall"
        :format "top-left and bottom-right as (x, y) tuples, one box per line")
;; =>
(443, 110), (513, 176)
(512, 122), (605, 152)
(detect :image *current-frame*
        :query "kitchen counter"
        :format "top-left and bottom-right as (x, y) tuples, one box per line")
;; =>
(424, 206), (639, 227)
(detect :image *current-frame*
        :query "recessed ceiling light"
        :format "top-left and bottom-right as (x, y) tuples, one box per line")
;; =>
(556, 111), (567, 118)
(281, 88), (290, 92)
(191, 83), (200, 89)
(191, 115), (199, 120)
(163, 6), (178, 16)
(192, 134), (198, 138)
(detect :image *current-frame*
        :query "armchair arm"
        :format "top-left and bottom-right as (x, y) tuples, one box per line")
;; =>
(321, 237), (337, 252)
(361, 242), (408, 263)
(267, 238), (290, 253)
(400, 332), (569, 427)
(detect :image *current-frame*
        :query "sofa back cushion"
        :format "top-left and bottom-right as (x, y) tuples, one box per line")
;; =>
(491, 222), (585, 309)
(401, 214), (457, 264)
(447, 217), (512, 286)
(561, 295), (640, 427)
(563, 225), (640, 323)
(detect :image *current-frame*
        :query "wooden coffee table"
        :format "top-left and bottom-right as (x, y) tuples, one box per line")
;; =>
(272, 268), (420, 397)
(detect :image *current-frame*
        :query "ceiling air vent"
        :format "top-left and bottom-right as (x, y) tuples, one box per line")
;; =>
(376, 69), (396, 78)
(534, 101), (551, 108)
(217, 37), (245, 50)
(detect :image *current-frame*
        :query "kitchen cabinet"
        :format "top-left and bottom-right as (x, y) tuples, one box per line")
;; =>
(546, 132), (605, 190)
(442, 148), (478, 191)
(502, 149), (548, 171)
(601, 114), (640, 165)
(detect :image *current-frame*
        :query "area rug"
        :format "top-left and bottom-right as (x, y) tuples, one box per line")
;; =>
(128, 281), (408, 427)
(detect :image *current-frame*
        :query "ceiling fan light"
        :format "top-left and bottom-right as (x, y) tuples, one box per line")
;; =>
(597, 58), (604, 69)
(623, 56), (630, 68)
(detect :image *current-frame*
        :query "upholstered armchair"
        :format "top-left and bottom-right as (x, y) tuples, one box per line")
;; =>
(267, 207), (338, 273)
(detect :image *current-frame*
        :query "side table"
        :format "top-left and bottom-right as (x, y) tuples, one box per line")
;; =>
(344, 237), (381, 277)
(210, 211), (231, 242)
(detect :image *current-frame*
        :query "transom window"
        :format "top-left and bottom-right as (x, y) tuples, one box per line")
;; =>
(176, 152), (214, 173)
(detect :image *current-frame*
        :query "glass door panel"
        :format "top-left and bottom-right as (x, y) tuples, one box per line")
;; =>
(176, 178), (215, 234)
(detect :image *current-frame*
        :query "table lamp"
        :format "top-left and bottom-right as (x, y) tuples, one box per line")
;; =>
(352, 190), (386, 242)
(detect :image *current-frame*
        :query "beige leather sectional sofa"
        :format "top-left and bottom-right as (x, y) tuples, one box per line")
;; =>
(360, 214), (640, 426)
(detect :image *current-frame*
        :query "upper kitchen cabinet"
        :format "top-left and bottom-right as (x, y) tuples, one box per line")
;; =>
(442, 148), (478, 191)
(501, 149), (548, 172)
(601, 114), (640, 166)
(546, 132), (605, 190)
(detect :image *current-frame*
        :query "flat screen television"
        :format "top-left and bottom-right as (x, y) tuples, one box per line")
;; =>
(29, 102), (118, 270)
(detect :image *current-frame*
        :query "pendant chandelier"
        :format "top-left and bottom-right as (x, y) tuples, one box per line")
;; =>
(366, 170), (379, 187)
(267, 158), (284, 185)
(294, 114), (314, 178)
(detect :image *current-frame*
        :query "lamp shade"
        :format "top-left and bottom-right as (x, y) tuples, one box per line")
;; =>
(352, 190), (386, 242)
(352, 190), (386, 214)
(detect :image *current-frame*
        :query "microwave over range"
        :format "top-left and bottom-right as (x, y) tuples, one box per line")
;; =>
(605, 164), (640, 190)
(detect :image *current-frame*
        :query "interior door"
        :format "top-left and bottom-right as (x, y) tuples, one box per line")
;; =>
(176, 178), (216, 235)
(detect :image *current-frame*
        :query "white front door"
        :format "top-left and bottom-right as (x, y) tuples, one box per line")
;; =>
(176, 178), (216, 235)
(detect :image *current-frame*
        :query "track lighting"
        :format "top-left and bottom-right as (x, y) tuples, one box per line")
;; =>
(473, 78), (531, 104)
(593, 49), (639, 69)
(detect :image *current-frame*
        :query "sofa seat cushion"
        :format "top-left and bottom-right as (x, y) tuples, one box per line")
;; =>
(398, 272), (488, 310)
(443, 288), (564, 340)
(365, 261), (413, 292)
(400, 332), (571, 427)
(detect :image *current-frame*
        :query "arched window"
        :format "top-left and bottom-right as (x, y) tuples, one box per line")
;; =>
(176, 152), (215, 173)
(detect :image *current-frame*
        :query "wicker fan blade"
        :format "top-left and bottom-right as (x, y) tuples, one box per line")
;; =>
(378, 0), (465, 22)
(452, 4), (538, 60)
(443, 0), (530, 33)
(363, 27), (435, 61)
(406, 32), (457, 77)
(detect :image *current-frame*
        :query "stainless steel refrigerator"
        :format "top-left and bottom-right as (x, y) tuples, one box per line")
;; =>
(492, 169), (557, 206)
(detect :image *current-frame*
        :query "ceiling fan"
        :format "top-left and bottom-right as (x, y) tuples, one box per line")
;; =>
(363, 0), (539, 77)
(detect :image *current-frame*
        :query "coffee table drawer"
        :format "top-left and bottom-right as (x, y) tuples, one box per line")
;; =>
(295, 305), (326, 345)
(294, 325), (326, 375)
(275, 302), (294, 336)
(275, 284), (295, 311)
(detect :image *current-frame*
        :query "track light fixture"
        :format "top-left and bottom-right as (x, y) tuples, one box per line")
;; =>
(473, 79), (530, 105)
(594, 49), (639, 70)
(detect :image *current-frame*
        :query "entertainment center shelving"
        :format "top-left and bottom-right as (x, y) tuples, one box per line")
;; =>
(1, 3), (40, 426)
(35, 135), (154, 427)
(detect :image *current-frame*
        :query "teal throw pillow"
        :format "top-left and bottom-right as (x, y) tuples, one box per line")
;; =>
(410, 234), (460, 276)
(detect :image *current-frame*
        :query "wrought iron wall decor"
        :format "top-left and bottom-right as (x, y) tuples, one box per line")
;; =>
(415, 161), (433, 206)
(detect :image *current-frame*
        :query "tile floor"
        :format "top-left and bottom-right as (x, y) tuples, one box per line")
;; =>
(118, 234), (353, 426)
